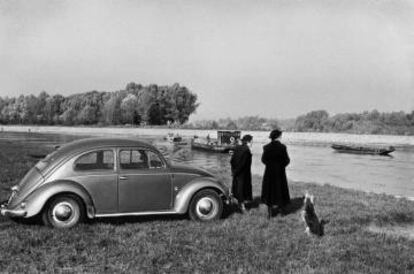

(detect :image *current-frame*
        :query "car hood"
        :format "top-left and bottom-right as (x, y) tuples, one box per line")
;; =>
(169, 164), (214, 178)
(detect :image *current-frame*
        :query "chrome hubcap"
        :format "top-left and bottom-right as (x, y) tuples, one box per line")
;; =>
(52, 202), (73, 222)
(196, 197), (218, 220)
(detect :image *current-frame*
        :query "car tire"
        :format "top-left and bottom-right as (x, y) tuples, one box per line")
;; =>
(188, 189), (223, 222)
(42, 194), (85, 228)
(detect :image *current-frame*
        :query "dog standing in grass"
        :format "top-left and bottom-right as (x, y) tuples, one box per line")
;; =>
(302, 193), (328, 236)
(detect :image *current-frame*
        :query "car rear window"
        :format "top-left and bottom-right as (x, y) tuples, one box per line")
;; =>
(74, 150), (114, 171)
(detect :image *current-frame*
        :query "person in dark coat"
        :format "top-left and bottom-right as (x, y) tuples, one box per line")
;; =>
(261, 129), (290, 219)
(230, 134), (253, 213)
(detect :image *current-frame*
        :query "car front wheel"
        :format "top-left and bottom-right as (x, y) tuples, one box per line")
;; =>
(189, 189), (223, 222)
(42, 194), (85, 228)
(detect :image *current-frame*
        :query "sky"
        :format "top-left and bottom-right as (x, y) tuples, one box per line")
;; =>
(1, 0), (414, 120)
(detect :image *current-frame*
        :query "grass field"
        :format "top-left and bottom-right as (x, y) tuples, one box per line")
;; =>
(1, 139), (414, 273)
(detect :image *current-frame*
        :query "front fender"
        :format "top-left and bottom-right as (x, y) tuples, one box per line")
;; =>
(23, 180), (95, 218)
(174, 177), (230, 214)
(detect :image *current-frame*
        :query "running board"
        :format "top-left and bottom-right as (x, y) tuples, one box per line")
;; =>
(94, 210), (179, 218)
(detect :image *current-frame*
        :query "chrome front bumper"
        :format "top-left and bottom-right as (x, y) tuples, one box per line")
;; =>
(0, 204), (27, 217)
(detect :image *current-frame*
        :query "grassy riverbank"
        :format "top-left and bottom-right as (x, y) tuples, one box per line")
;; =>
(1, 139), (414, 273)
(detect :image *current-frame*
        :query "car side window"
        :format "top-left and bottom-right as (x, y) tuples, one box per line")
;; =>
(120, 149), (149, 169)
(147, 151), (164, 169)
(74, 150), (114, 171)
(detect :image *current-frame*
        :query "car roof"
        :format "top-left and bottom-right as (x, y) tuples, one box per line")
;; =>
(48, 137), (156, 161)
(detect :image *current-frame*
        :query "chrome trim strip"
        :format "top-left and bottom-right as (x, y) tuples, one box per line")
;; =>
(65, 174), (118, 180)
(7, 190), (17, 205)
(116, 173), (170, 176)
(95, 210), (178, 218)
(170, 172), (203, 177)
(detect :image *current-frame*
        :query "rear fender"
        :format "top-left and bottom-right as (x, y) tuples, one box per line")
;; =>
(174, 177), (229, 213)
(23, 180), (95, 218)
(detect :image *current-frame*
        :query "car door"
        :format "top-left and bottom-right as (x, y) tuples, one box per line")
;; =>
(70, 149), (118, 214)
(117, 147), (172, 213)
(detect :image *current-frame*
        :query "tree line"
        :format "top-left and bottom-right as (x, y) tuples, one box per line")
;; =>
(185, 110), (414, 135)
(1, 86), (413, 135)
(293, 110), (414, 135)
(0, 82), (199, 126)
(184, 116), (283, 131)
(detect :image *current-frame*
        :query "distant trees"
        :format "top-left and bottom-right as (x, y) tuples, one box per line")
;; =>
(1, 84), (413, 135)
(295, 110), (329, 132)
(293, 110), (414, 135)
(186, 116), (281, 131)
(0, 83), (199, 126)
(120, 94), (139, 124)
(185, 110), (414, 135)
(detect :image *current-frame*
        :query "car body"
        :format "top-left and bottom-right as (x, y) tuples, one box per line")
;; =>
(1, 137), (230, 228)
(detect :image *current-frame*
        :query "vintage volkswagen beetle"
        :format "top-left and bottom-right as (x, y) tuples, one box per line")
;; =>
(1, 138), (230, 228)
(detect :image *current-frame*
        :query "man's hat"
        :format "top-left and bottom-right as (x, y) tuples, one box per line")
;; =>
(241, 134), (253, 142)
(269, 129), (282, 139)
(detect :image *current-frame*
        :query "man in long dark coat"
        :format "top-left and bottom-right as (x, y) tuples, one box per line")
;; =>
(230, 134), (253, 213)
(261, 129), (290, 219)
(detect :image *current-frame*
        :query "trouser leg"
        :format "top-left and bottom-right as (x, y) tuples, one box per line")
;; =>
(267, 206), (272, 219)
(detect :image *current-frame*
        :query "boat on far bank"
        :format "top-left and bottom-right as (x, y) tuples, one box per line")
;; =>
(331, 143), (395, 156)
(191, 130), (241, 153)
(163, 133), (188, 145)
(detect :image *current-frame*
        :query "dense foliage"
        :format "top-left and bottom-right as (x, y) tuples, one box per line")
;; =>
(1, 85), (413, 135)
(294, 110), (414, 135)
(0, 82), (199, 126)
(186, 110), (414, 135)
(185, 116), (282, 131)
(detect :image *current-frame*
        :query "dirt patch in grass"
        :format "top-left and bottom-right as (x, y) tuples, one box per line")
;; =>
(367, 223), (414, 240)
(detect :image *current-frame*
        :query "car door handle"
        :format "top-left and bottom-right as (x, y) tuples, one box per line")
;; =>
(119, 176), (128, 180)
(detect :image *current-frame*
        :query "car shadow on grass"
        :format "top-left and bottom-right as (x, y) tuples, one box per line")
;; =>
(90, 214), (188, 225)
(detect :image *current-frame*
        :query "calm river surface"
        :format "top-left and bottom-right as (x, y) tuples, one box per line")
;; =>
(1, 127), (413, 200)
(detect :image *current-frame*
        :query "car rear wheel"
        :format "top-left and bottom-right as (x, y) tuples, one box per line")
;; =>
(42, 194), (85, 228)
(189, 189), (223, 222)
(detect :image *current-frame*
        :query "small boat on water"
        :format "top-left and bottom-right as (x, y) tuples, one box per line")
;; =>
(191, 130), (241, 153)
(163, 133), (188, 145)
(331, 143), (395, 155)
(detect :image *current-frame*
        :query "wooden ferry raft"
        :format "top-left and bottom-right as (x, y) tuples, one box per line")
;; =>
(191, 131), (241, 153)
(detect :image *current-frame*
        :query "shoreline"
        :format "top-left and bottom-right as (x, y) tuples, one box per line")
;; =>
(1, 125), (414, 147)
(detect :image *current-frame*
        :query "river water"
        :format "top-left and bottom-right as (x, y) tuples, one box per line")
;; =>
(1, 127), (413, 200)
